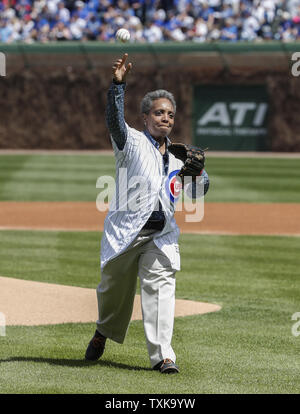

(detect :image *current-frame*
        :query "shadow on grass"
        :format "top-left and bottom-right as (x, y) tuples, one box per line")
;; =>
(0, 357), (152, 372)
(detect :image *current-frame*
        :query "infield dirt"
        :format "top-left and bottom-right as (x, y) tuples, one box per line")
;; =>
(0, 201), (299, 235)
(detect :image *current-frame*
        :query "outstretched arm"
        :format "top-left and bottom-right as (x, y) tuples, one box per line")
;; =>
(112, 53), (132, 84)
(106, 54), (132, 151)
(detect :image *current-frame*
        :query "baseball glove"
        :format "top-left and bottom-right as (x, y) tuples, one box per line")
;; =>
(168, 143), (206, 179)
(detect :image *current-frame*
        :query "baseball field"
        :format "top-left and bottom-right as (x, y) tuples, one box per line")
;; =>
(0, 151), (300, 394)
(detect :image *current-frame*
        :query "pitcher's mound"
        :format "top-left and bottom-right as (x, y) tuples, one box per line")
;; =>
(0, 276), (221, 326)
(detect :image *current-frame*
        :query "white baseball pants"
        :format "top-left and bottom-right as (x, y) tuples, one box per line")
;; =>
(96, 229), (177, 368)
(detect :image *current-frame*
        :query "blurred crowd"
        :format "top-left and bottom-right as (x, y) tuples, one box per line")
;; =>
(1, 0), (300, 43)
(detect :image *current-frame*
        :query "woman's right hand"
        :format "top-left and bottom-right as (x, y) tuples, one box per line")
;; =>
(112, 53), (132, 83)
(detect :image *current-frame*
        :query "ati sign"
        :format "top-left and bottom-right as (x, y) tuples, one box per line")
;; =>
(193, 85), (269, 151)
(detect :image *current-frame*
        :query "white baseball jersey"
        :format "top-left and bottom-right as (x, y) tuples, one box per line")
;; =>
(100, 122), (184, 271)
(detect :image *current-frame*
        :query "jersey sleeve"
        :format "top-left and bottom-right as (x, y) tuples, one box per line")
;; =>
(106, 82), (128, 151)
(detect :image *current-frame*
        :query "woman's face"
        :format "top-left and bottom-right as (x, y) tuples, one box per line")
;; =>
(143, 98), (175, 139)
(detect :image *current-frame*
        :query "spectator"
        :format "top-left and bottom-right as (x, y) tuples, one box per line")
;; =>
(21, 14), (36, 42)
(287, 0), (300, 18)
(152, 8), (167, 27)
(220, 3), (234, 20)
(207, 0), (222, 8)
(198, 1), (215, 31)
(73, 0), (90, 19)
(165, 24), (186, 40)
(84, 13), (101, 40)
(50, 20), (72, 40)
(220, 17), (238, 41)
(57, 1), (70, 23)
(207, 22), (221, 40)
(128, 14), (144, 41)
(292, 15), (300, 38)
(86, 0), (100, 13)
(98, 22), (115, 41)
(164, 9), (182, 31)
(143, 20), (163, 42)
(9, 16), (23, 41)
(0, 18), (14, 43)
(281, 25), (298, 41)
(143, 0), (160, 24)
(2, 3), (17, 20)
(224, 0), (240, 15)
(192, 16), (208, 42)
(0, 0), (300, 43)
(240, 10), (260, 40)
(34, 14), (50, 32)
(47, 0), (61, 17)
(116, 0), (135, 18)
(177, 9), (194, 30)
(175, 0), (192, 14)
(102, 5), (119, 25)
(69, 14), (86, 39)
(200, 1), (215, 22)
(32, 1), (48, 19)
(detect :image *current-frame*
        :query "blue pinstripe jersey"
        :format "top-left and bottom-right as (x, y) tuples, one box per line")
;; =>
(101, 81), (209, 270)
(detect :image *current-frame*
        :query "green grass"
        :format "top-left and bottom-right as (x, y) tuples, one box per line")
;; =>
(1, 154), (300, 202)
(0, 154), (115, 201)
(205, 157), (300, 202)
(1, 230), (300, 393)
(0, 230), (100, 288)
(1, 153), (299, 393)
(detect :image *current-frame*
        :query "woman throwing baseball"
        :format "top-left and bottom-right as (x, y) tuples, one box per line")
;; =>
(85, 54), (209, 374)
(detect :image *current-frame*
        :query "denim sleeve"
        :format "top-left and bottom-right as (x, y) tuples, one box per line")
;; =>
(106, 82), (127, 151)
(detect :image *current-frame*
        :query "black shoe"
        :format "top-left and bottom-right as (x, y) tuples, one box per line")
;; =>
(153, 358), (179, 374)
(85, 330), (106, 361)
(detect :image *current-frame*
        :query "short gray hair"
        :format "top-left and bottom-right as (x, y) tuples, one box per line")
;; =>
(140, 89), (176, 115)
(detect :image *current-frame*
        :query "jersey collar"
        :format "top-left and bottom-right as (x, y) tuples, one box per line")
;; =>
(143, 129), (171, 150)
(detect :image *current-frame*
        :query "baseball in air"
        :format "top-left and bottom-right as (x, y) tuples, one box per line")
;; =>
(115, 28), (130, 43)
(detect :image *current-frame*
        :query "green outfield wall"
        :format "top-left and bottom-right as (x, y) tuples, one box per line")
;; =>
(0, 42), (300, 151)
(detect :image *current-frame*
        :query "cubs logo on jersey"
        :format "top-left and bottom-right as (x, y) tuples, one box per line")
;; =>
(165, 170), (182, 204)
